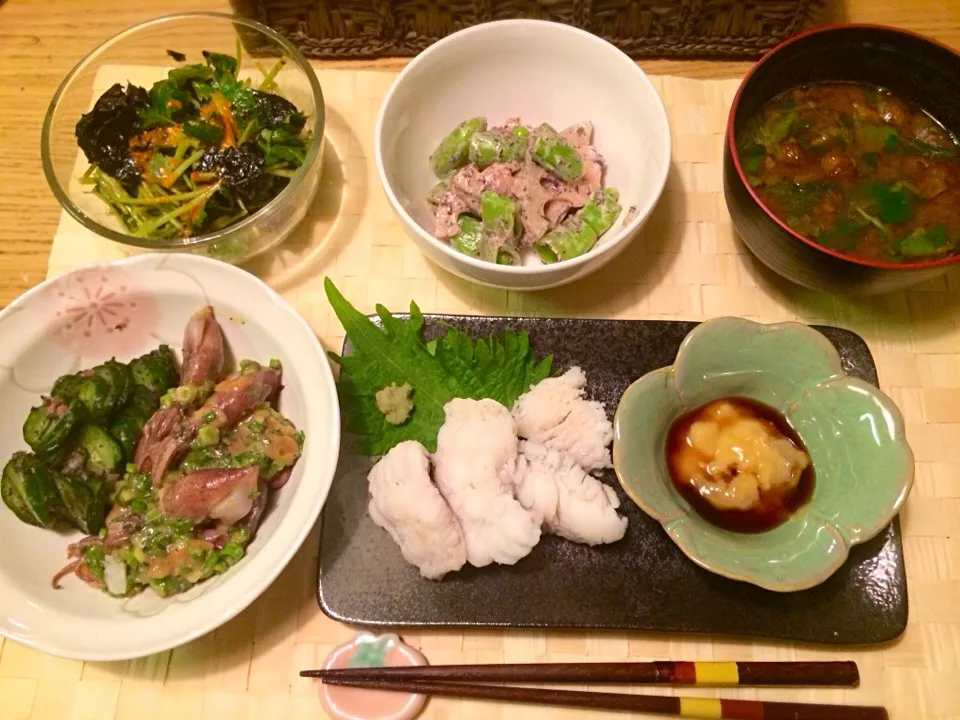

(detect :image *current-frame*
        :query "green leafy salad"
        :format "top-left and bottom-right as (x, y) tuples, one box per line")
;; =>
(75, 43), (311, 245)
(324, 278), (553, 456)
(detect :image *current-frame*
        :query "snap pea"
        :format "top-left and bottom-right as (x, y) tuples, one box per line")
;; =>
(429, 117), (487, 177)
(531, 123), (583, 182)
(426, 180), (449, 207)
(579, 187), (622, 235)
(537, 217), (599, 262)
(478, 191), (519, 263)
(449, 215), (482, 257)
(468, 127), (529, 169)
(537, 187), (621, 263)
(480, 191), (517, 238)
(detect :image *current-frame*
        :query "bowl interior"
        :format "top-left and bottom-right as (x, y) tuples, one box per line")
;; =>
(42, 13), (321, 250)
(377, 20), (671, 268)
(0, 254), (339, 660)
(728, 25), (960, 271)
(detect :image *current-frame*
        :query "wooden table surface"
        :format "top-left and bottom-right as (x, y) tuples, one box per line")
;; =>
(0, 0), (958, 307)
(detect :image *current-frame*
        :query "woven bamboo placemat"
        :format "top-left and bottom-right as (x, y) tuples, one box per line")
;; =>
(2, 67), (958, 720)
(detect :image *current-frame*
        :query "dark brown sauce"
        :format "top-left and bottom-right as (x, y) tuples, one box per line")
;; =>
(665, 396), (815, 533)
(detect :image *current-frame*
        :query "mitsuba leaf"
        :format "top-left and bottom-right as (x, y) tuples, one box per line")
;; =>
(855, 123), (899, 153)
(896, 225), (948, 258)
(184, 120), (223, 145)
(904, 137), (958, 159)
(138, 79), (191, 128)
(168, 63), (212, 89)
(739, 142), (766, 174)
(818, 217), (868, 251)
(862, 181), (913, 224)
(203, 50), (238, 79)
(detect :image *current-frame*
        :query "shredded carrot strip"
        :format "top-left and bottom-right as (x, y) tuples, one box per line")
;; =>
(210, 91), (238, 147)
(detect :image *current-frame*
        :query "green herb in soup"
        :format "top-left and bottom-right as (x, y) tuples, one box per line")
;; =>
(736, 82), (960, 263)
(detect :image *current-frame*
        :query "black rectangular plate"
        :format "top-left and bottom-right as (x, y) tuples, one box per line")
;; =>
(318, 316), (908, 645)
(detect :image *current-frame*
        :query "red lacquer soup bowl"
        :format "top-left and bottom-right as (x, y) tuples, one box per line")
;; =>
(723, 24), (960, 295)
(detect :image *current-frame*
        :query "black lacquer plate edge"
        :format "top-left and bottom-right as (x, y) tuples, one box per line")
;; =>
(316, 314), (909, 646)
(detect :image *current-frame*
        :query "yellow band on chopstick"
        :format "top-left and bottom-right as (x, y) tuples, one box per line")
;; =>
(693, 662), (740, 686)
(677, 697), (724, 719)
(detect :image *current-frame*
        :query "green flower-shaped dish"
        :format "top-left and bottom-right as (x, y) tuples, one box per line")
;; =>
(612, 317), (914, 593)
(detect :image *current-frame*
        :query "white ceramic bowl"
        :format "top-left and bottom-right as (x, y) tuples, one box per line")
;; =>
(0, 254), (340, 660)
(375, 19), (671, 291)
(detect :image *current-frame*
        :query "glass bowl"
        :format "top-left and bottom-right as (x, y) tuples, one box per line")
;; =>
(41, 12), (325, 265)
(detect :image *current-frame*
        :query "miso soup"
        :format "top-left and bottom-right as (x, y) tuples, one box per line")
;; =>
(737, 82), (960, 263)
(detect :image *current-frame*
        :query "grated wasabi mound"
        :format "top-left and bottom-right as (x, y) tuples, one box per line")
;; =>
(375, 383), (413, 425)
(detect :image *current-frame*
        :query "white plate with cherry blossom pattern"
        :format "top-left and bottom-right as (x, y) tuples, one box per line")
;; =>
(0, 254), (340, 660)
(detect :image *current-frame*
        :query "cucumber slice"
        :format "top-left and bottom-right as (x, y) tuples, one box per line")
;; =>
(1, 452), (66, 529)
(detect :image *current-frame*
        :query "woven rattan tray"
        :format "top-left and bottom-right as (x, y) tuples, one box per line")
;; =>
(230, 0), (825, 59)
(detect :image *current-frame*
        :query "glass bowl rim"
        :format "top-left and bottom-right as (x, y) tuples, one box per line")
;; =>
(40, 11), (325, 250)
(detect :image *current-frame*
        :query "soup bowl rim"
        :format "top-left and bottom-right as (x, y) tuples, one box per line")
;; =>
(727, 22), (960, 272)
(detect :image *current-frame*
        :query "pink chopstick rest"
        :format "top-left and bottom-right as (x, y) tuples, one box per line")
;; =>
(319, 632), (428, 720)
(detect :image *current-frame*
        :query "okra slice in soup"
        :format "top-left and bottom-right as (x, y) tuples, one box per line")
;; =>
(537, 217), (599, 262)
(450, 215), (483, 257)
(430, 117), (487, 177)
(531, 123), (584, 182)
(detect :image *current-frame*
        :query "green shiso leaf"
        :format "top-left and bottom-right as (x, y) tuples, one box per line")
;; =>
(324, 278), (552, 456)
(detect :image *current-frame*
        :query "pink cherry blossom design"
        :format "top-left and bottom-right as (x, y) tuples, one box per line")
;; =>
(49, 268), (159, 357)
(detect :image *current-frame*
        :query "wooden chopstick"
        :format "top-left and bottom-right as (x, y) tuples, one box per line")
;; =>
(301, 660), (859, 687)
(319, 677), (888, 720)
